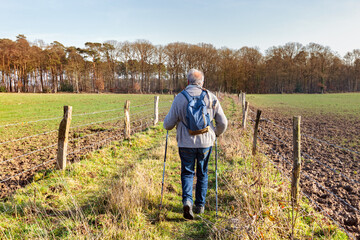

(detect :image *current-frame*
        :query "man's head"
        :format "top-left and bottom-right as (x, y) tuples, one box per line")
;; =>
(187, 69), (204, 87)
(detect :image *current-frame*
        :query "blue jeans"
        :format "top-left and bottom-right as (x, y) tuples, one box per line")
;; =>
(179, 147), (212, 207)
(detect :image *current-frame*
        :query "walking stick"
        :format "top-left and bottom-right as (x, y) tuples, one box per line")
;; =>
(215, 137), (218, 217)
(159, 130), (169, 210)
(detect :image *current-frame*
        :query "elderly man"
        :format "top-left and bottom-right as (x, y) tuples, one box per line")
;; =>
(164, 69), (228, 220)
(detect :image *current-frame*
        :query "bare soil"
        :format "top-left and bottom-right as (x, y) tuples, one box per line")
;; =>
(0, 114), (159, 199)
(248, 107), (360, 239)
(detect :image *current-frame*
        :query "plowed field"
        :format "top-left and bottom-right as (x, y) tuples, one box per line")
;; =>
(247, 93), (360, 238)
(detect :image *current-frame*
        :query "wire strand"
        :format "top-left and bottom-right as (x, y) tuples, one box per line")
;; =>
(130, 102), (154, 109)
(257, 136), (292, 166)
(302, 133), (360, 156)
(70, 116), (123, 129)
(0, 143), (57, 165)
(301, 152), (359, 185)
(0, 116), (62, 128)
(302, 172), (360, 214)
(262, 117), (291, 132)
(0, 129), (58, 146)
(258, 126), (290, 147)
(70, 125), (123, 142)
(72, 108), (122, 117)
(257, 147), (291, 182)
(0, 158), (56, 183)
(67, 134), (121, 156)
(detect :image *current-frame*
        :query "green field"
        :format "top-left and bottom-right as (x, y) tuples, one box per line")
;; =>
(0, 93), (173, 123)
(247, 93), (360, 118)
(0, 93), (173, 142)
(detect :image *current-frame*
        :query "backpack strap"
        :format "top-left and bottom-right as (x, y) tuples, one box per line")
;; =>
(181, 90), (192, 102)
(182, 89), (208, 103)
(201, 88), (214, 108)
(201, 88), (216, 120)
(199, 90), (207, 101)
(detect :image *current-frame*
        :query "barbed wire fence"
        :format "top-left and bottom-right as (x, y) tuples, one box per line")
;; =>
(0, 96), (172, 198)
(237, 92), (358, 239)
(1, 92), (357, 238)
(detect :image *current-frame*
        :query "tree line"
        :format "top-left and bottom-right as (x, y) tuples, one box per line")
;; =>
(0, 35), (359, 94)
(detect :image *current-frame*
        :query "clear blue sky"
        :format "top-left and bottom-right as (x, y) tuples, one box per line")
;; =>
(1, 0), (359, 56)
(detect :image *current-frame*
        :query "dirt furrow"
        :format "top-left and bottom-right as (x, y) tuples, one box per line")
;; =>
(248, 108), (360, 238)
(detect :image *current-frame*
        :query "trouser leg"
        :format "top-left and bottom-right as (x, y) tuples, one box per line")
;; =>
(179, 148), (196, 205)
(195, 147), (212, 207)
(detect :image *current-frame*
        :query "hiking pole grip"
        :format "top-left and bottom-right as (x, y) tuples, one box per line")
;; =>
(215, 138), (218, 217)
(160, 130), (169, 209)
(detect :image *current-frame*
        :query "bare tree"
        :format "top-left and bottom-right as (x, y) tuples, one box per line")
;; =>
(0, 35), (358, 94)
(164, 42), (188, 92)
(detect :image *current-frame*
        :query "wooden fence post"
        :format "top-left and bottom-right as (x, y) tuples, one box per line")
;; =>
(242, 92), (246, 113)
(124, 100), (130, 140)
(242, 101), (249, 129)
(252, 110), (262, 155)
(57, 106), (72, 170)
(154, 96), (159, 125)
(291, 116), (301, 205)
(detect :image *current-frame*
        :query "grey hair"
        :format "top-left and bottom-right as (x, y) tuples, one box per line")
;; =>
(187, 69), (204, 86)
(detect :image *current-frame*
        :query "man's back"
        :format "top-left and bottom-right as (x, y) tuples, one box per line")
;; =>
(163, 84), (228, 148)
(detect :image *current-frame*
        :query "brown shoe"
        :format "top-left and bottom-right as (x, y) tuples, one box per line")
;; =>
(183, 201), (194, 220)
(194, 205), (205, 214)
